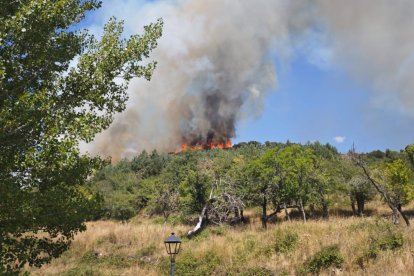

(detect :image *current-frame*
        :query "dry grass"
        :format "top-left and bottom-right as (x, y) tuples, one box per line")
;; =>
(26, 203), (414, 276)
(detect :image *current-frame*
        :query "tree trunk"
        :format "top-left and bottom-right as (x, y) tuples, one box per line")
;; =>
(162, 213), (170, 230)
(284, 202), (291, 222)
(299, 198), (306, 223)
(398, 204), (410, 226)
(350, 196), (356, 216)
(187, 204), (208, 238)
(309, 203), (315, 218)
(356, 193), (365, 217)
(389, 203), (409, 226)
(392, 208), (400, 225)
(322, 201), (329, 219)
(262, 194), (267, 229)
(318, 187), (329, 219)
(187, 190), (213, 238)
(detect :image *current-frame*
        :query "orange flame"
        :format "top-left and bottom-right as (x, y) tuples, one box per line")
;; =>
(180, 138), (232, 152)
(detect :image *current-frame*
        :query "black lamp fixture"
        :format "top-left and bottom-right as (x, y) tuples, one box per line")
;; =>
(164, 232), (181, 276)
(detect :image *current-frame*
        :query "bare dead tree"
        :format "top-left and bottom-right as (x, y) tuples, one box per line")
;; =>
(187, 185), (245, 238)
(208, 192), (245, 225)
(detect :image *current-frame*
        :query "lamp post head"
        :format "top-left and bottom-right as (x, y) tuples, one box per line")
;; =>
(164, 233), (181, 261)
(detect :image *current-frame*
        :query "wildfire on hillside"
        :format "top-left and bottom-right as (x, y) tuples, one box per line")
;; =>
(179, 138), (232, 152)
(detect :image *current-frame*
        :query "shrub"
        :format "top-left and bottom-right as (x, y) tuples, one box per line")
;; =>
(243, 235), (258, 251)
(300, 245), (343, 275)
(274, 230), (298, 254)
(136, 244), (157, 258)
(159, 250), (221, 276)
(242, 235), (263, 258)
(136, 244), (158, 266)
(377, 232), (403, 250)
(233, 234), (275, 261)
(356, 246), (378, 268)
(356, 232), (403, 267)
(355, 219), (404, 268)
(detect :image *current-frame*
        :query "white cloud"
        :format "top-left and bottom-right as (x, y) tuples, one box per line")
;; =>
(333, 136), (346, 143)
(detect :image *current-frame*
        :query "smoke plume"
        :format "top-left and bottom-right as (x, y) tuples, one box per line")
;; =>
(83, 0), (414, 160)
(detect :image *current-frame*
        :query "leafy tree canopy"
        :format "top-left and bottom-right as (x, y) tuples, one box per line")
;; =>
(0, 0), (163, 273)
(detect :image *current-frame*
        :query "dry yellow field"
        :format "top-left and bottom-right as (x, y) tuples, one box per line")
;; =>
(27, 204), (414, 276)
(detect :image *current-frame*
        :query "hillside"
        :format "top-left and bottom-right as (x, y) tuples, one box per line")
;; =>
(18, 142), (414, 275)
(27, 203), (414, 276)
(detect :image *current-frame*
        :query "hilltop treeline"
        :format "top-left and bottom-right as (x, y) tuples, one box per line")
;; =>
(89, 141), (414, 228)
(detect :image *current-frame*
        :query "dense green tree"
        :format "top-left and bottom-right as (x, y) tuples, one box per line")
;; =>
(227, 155), (250, 202)
(347, 175), (375, 216)
(243, 145), (315, 227)
(307, 141), (338, 159)
(309, 152), (341, 219)
(383, 160), (414, 208)
(366, 150), (386, 159)
(0, 0), (162, 272)
(338, 156), (375, 216)
(276, 145), (315, 222)
(385, 149), (400, 160)
(131, 150), (169, 178)
(150, 176), (179, 222)
(405, 144), (414, 168)
(246, 156), (275, 228)
(90, 163), (145, 221)
(232, 141), (264, 159)
(178, 169), (209, 214)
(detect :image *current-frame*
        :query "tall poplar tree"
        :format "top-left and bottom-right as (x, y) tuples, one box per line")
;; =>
(0, 0), (162, 272)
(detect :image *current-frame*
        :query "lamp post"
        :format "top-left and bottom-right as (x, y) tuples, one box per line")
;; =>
(164, 232), (181, 276)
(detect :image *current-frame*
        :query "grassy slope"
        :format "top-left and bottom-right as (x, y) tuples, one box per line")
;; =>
(26, 202), (414, 276)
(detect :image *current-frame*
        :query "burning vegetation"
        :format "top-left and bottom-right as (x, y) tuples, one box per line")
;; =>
(180, 138), (232, 151)
(177, 91), (236, 152)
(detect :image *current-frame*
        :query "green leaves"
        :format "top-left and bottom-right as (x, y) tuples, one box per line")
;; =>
(383, 159), (414, 204)
(405, 144), (414, 167)
(249, 145), (317, 205)
(300, 245), (343, 275)
(0, 0), (162, 272)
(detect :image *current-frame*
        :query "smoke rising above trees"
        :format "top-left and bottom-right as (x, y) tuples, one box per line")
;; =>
(84, 0), (414, 161)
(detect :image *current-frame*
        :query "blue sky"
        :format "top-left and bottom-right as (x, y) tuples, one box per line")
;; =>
(235, 56), (414, 153)
(80, 1), (414, 154)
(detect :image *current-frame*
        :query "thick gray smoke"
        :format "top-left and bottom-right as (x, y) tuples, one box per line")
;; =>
(82, 0), (414, 161)
(315, 0), (414, 114)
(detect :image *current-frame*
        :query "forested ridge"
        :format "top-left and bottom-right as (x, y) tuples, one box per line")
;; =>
(89, 141), (414, 229)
